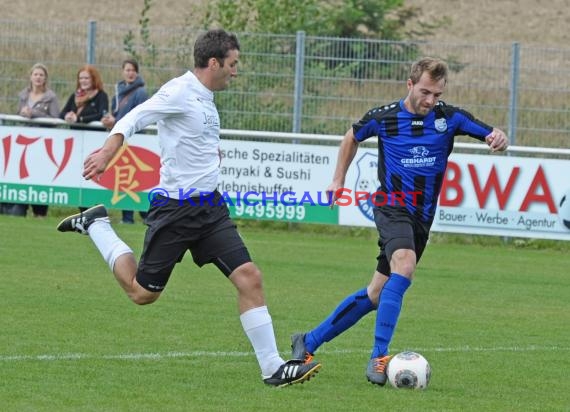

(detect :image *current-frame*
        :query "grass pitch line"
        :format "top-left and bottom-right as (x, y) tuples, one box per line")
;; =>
(1, 345), (568, 362)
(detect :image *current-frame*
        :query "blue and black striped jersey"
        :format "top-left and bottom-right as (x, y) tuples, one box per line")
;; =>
(353, 99), (493, 222)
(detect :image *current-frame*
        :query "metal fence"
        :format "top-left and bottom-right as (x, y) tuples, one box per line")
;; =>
(1, 19), (569, 148)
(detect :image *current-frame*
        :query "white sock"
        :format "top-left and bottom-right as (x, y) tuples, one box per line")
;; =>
(240, 306), (285, 377)
(88, 220), (133, 271)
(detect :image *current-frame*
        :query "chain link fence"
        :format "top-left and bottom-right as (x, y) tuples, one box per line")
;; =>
(1, 19), (569, 147)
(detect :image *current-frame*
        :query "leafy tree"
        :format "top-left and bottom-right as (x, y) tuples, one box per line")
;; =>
(123, 0), (454, 132)
(326, 0), (405, 39)
(198, 0), (450, 82)
(202, 0), (412, 39)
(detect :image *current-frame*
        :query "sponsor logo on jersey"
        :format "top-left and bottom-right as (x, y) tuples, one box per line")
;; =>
(409, 146), (429, 157)
(401, 146), (436, 168)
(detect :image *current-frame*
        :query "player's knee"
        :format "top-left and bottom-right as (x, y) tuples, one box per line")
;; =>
(129, 291), (160, 305)
(230, 262), (263, 292)
(243, 264), (263, 289)
(395, 263), (416, 278)
(390, 250), (417, 277)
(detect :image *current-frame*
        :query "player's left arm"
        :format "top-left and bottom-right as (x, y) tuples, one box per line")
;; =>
(449, 105), (509, 153)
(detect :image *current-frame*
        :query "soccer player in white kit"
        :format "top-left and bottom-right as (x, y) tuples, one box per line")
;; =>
(57, 29), (320, 387)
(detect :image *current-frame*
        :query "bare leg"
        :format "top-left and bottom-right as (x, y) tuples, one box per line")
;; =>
(112, 253), (160, 305)
(87, 220), (160, 305)
(228, 262), (266, 313)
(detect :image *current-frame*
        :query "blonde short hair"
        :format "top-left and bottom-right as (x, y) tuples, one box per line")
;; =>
(409, 57), (448, 85)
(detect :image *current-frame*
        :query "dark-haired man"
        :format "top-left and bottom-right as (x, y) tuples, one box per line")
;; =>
(58, 29), (320, 387)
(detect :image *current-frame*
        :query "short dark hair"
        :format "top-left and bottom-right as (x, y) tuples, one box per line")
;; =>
(193, 29), (240, 69)
(409, 57), (448, 85)
(122, 58), (139, 73)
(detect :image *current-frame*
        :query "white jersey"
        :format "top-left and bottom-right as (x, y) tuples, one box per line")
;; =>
(109, 71), (220, 199)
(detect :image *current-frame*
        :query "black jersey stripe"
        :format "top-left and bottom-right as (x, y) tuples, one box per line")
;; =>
(413, 175), (426, 220)
(412, 121), (424, 137)
(377, 138), (386, 189)
(385, 116), (399, 136)
(391, 173), (403, 193)
(428, 172), (445, 220)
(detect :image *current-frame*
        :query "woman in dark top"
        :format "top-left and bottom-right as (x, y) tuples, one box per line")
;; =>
(60, 65), (108, 126)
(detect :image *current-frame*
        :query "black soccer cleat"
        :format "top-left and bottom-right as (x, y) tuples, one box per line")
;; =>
(291, 333), (315, 364)
(56, 204), (109, 235)
(366, 355), (391, 386)
(263, 359), (321, 387)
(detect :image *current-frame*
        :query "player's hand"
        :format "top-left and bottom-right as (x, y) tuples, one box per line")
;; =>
(485, 128), (508, 152)
(325, 182), (343, 209)
(83, 150), (109, 181)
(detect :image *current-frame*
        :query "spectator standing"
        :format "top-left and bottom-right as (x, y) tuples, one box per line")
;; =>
(102, 59), (149, 224)
(0, 63), (60, 217)
(60, 65), (108, 126)
(18, 63), (60, 119)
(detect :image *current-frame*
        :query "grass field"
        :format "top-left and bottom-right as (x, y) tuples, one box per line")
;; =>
(1, 214), (569, 411)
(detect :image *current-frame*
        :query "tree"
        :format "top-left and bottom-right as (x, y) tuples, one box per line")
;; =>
(199, 0), (447, 80)
(202, 0), (411, 39)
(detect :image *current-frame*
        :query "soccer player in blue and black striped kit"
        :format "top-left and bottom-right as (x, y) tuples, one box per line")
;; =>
(291, 57), (508, 385)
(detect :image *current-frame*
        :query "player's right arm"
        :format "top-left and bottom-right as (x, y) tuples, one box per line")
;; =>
(83, 77), (187, 181)
(326, 127), (360, 204)
(83, 133), (124, 181)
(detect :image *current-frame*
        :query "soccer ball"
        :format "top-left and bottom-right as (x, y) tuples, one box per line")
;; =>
(387, 351), (431, 390)
(558, 190), (570, 230)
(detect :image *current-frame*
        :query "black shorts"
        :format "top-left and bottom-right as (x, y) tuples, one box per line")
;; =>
(136, 190), (251, 292)
(373, 206), (432, 276)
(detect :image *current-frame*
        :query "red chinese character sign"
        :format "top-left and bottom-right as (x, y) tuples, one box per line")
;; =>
(94, 145), (160, 205)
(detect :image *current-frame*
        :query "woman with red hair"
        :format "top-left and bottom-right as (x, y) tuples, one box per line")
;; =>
(60, 65), (108, 125)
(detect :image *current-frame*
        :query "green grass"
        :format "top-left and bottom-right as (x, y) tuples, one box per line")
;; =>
(1, 214), (569, 411)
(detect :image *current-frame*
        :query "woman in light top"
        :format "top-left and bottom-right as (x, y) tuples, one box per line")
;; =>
(17, 63), (60, 119)
(2, 63), (60, 217)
